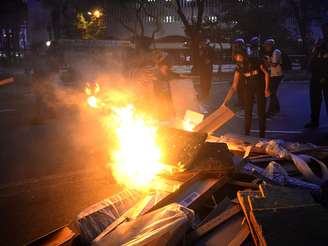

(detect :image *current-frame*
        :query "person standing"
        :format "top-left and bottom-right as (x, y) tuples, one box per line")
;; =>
(223, 50), (270, 138)
(263, 39), (283, 117)
(232, 38), (246, 110)
(305, 23), (328, 129)
(198, 42), (215, 109)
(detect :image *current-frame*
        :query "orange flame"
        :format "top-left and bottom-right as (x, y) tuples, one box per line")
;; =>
(84, 84), (178, 191)
(109, 105), (168, 191)
(85, 83), (101, 108)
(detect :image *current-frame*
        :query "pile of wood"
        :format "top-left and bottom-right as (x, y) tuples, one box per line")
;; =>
(27, 108), (328, 246)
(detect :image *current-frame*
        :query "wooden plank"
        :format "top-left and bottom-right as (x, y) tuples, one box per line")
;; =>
(228, 223), (251, 246)
(26, 226), (76, 246)
(198, 198), (233, 227)
(147, 172), (229, 214)
(193, 212), (246, 246)
(237, 191), (261, 246)
(188, 205), (241, 242)
(249, 185), (316, 211)
(157, 127), (207, 169)
(194, 105), (235, 134)
(250, 205), (328, 246)
(246, 183), (328, 246)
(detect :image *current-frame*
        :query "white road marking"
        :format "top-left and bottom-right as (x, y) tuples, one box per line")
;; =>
(251, 130), (303, 134)
(0, 109), (16, 113)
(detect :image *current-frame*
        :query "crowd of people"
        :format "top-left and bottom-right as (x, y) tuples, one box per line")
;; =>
(223, 36), (284, 138)
(222, 23), (328, 138)
(28, 23), (328, 138)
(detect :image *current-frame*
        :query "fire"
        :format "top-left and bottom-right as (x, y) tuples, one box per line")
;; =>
(85, 83), (100, 108)
(110, 105), (167, 191)
(183, 119), (196, 132)
(182, 110), (204, 132)
(87, 96), (98, 108)
(84, 83), (180, 192)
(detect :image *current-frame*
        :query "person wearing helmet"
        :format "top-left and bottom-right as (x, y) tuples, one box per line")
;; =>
(305, 23), (328, 129)
(263, 38), (283, 117)
(247, 36), (261, 58)
(223, 50), (270, 138)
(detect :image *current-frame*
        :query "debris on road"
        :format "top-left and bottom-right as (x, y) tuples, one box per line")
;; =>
(29, 107), (328, 246)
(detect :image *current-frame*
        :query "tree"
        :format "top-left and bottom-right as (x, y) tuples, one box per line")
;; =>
(173, 0), (206, 73)
(76, 10), (107, 39)
(224, 1), (290, 45)
(104, 0), (164, 50)
(285, 0), (328, 53)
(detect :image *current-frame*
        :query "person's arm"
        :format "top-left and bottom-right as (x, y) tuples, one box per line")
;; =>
(223, 71), (240, 105)
(308, 39), (321, 70)
(260, 64), (270, 97)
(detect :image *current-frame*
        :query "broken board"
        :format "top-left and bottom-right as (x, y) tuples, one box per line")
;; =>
(238, 184), (328, 246)
(194, 105), (235, 134)
(157, 127), (207, 170)
(169, 78), (200, 119)
(147, 171), (229, 213)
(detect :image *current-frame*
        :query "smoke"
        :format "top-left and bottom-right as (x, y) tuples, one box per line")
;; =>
(28, 47), (200, 181)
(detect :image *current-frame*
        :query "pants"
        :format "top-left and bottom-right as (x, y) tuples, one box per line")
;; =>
(310, 79), (328, 124)
(244, 79), (266, 138)
(268, 76), (283, 114)
(199, 71), (212, 103)
(237, 79), (245, 108)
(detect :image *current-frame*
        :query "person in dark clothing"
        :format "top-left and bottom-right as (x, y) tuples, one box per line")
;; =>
(232, 38), (246, 109)
(305, 23), (328, 129)
(247, 36), (262, 59)
(198, 43), (215, 105)
(223, 51), (270, 138)
(153, 61), (178, 120)
(263, 39), (284, 117)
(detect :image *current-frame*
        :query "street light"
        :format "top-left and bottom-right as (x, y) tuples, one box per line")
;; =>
(93, 10), (102, 18)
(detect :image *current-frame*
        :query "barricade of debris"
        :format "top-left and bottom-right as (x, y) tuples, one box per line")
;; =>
(27, 107), (328, 246)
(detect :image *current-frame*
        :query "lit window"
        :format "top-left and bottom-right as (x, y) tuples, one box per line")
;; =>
(208, 16), (218, 22)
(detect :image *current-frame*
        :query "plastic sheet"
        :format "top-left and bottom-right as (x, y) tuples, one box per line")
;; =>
(93, 190), (171, 243)
(92, 203), (195, 246)
(244, 162), (320, 191)
(214, 134), (317, 154)
(256, 140), (328, 184)
(76, 189), (143, 243)
(215, 134), (328, 184)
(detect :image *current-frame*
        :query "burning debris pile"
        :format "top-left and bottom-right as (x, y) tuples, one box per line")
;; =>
(29, 85), (328, 246)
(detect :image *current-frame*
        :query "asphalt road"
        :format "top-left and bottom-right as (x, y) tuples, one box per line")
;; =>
(0, 75), (327, 245)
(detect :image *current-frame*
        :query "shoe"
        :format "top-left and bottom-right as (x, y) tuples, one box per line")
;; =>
(304, 122), (319, 129)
